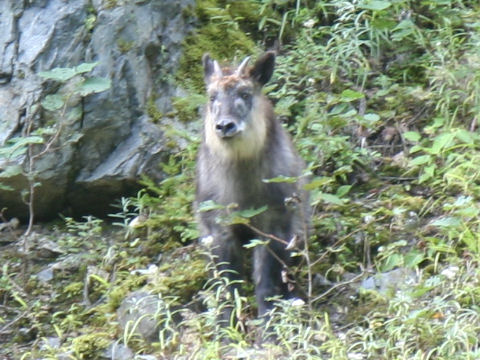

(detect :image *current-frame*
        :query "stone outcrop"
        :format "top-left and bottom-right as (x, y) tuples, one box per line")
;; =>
(0, 0), (194, 219)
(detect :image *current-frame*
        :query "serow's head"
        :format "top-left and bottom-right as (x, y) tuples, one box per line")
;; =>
(202, 52), (275, 142)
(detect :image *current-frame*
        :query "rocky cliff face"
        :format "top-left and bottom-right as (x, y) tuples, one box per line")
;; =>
(0, 0), (195, 219)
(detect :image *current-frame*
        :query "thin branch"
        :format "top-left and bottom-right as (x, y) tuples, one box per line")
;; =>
(243, 223), (289, 246)
(310, 214), (389, 268)
(311, 271), (366, 304)
(0, 307), (32, 334)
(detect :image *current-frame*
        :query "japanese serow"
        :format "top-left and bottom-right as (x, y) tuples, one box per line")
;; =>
(196, 51), (309, 323)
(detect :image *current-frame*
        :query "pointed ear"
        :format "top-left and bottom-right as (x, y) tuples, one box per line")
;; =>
(202, 53), (222, 84)
(250, 51), (275, 86)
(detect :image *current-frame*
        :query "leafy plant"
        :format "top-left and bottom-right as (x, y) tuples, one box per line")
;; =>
(5, 1), (480, 359)
(0, 62), (111, 235)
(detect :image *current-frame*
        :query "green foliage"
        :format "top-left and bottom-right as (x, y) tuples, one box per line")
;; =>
(39, 62), (111, 99)
(178, 1), (257, 92)
(72, 333), (110, 358)
(5, 0), (480, 359)
(0, 61), (111, 237)
(146, 94), (164, 123)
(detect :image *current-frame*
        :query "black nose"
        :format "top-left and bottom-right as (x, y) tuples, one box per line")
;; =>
(216, 119), (238, 138)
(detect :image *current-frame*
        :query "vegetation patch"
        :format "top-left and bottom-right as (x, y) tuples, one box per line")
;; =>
(2, 0), (480, 359)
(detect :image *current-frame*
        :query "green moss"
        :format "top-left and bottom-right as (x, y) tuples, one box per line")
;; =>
(117, 38), (135, 53)
(174, 0), (270, 123)
(172, 93), (206, 123)
(72, 333), (110, 358)
(227, 1), (267, 33)
(179, 24), (256, 92)
(104, 0), (118, 9)
(177, 0), (257, 93)
(149, 249), (207, 300)
(146, 95), (163, 123)
(62, 282), (84, 298)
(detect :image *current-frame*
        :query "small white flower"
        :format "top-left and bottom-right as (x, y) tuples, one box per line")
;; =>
(128, 214), (147, 228)
(347, 353), (365, 360)
(441, 266), (459, 280)
(131, 264), (158, 275)
(303, 19), (316, 28)
(200, 235), (214, 247)
(290, 298), (305, 307)
(364, 214), (375, 224)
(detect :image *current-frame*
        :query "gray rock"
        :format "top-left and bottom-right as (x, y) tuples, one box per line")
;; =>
(0, 0), (195, 220)
(117, 291), (179, 343)
(104, 342), (134, 360)
(35, 237), (65, 258)
(360, 268), (417, 295)
(36, 266), (54, 282)
(40, 336), (61, 350)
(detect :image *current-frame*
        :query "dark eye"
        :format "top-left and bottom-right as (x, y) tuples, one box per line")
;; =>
(239, 92), (251, 101)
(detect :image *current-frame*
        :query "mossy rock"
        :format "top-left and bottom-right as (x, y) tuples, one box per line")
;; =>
(72, 333), (110, 358)
(179, 23), (256, 92)
(178, 0), (260, 93)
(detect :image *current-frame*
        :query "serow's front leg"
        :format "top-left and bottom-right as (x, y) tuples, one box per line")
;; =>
(209, 230), (244, 327)
(253, 240), (291, 317)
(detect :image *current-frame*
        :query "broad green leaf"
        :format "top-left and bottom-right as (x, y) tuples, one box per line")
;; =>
(0, 136), (44, 158)
(77, 77), (111, 96)
(404, 251), (425, 268)
(68, 133), (84, 144)
(236, 206), (268, 218)
(336, 185), (352, 197)
(340, 89), (364, 102)
(456, 206), (479, 218)
(409, 155), (431, 166)
(75, 62), (98, 74)
(431, 217), (461, 228)
(244, 239), (269, 249)
(424, 164), (436, 177)
(428, 132), (455, 154)
(392, 19), (415, 41)
(453, 195), (473, 207)
(34, 126), (57, 136)
(0, 183), (14, 191)
(363, 113), (380, 123)
(198, 200), (225, 212)
(227, 216), (249, 225)
(454, 128), (475, 145)
(409, 144), (424, 153)
(358, 0), (391, 11)
(381, 253), (403, 272)
(303, 177), (333, 191)
(263, 175), (298, 183)
(11, 136), (44, 146)
(417, 162), (435, 183)
(0, 165), (23, 178)
(38, 67), (77, 82)
(403, 131), (421, 142)
(319, 193), (344, 205)
(418, 170), (433, 184)
(41, 94), (65, 111)
(3, 146), (27, 158)
(461, 228), (478, 253)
